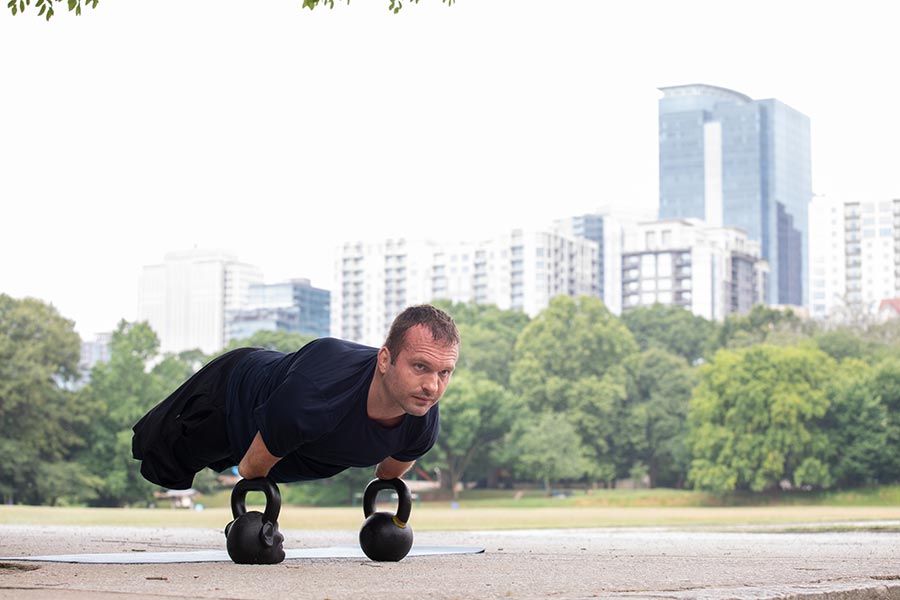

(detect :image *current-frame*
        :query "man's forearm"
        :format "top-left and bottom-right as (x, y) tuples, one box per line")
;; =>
(375, 457), (414, 480)
(238, 431), (282, 479)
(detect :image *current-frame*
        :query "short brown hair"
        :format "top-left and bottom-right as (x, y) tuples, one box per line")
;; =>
(384, 304), (459, 363)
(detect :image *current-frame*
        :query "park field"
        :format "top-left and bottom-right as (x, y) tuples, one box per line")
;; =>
(2, 486), (899, 531)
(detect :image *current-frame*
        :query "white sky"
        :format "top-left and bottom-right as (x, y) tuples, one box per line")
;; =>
(2, 0), (898, 338)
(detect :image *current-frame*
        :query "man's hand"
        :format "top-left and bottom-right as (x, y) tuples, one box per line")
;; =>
(238, 431), (282, 479)
(375, 457), (414, 480)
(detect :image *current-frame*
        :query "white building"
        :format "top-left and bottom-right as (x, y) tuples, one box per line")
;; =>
(333, 238), (441, 346)
(621, 218), (767, 321)
(333, 229), (599, 346)
(808, 195), (847, 319)
(808, 197), (900, 320)
(553, 212), (635, 315)
(138, 249), (263, 354)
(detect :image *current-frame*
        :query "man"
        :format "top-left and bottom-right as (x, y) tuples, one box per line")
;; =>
(132, 304), (459, 489)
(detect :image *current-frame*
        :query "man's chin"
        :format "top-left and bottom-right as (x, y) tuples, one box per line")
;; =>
(406, 399), (435, 416)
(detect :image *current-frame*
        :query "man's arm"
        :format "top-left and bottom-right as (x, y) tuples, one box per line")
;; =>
(238, 431), (282, 479)
(374, 457), (414, 480)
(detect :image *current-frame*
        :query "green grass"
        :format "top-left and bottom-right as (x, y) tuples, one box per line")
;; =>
(2, 486), (899, 531)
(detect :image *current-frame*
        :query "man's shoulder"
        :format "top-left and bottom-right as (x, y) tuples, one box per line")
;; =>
(299, 337), (378, 360)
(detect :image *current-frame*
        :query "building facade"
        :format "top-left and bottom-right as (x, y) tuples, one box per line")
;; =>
(554, 212), (635, 315)
(809, 196), (900, 319)
(225, 278), (331, 342)
(658, 83), (811, 307)
(138, 249), (263, 354)
(333, 230), (599, 346)
(621, 218), (768, 321)
(808, 195), (847, 319)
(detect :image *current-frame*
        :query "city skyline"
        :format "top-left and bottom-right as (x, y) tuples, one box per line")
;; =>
(3, 1), (899, 337)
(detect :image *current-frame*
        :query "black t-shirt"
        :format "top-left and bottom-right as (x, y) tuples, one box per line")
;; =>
(225, 338), (440, 483)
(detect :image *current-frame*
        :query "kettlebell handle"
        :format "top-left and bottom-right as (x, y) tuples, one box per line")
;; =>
(363, 478), (411, 525)
(231, 477), (281, 525)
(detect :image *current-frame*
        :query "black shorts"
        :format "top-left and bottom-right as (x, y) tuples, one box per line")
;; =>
(132, 347), (258, 489)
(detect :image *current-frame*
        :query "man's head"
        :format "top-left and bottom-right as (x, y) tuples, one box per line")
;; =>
(376, 305), (460, 418)
(383, 304), (460, 365)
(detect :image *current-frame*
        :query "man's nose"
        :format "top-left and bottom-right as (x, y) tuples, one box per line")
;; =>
(422, 373), (439, 394)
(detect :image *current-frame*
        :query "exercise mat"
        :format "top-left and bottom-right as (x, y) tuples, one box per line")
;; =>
(0, 545), (485, 564)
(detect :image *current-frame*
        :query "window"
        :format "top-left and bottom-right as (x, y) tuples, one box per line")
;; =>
(661, 230), (672, 246)
(658, 254), (672, 276)
(645, 231), (657, 249)
(641, 254), (656, 276)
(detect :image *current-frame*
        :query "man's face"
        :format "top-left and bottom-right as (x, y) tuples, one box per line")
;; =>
(378, 324), (459, 417)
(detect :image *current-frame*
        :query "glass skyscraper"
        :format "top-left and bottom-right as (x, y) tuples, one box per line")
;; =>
(658, 84), (811, 306)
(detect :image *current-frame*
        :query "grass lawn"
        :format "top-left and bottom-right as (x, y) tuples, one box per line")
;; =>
(2, 486), (899, 531)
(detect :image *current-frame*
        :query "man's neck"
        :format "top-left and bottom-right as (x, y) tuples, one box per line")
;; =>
(367, 371), (405, 428)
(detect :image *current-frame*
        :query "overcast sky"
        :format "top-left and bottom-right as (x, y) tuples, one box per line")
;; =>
(2, 0), (898, 338)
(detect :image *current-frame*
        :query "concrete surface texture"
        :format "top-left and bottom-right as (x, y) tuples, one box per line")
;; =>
(1, 523), (899, 599)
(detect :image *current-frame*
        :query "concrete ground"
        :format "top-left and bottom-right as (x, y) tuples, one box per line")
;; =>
(1, 523), (899, 599)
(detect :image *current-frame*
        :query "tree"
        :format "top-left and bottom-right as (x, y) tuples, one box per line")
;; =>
(622, 348), (696, 488)
(76, 320), (175, 505)
(711, 305), (812, 352)
(511, 296), (638, 414)
(434, 300), (530, 386)
(621, 303), (715, 365)
(687, 344), (834, 493)
(432, 371), (518, 499)
(0, 295), (94, 504)
(510, 296), (639, 486)
(509, 412), (590, 495)
(869, 358), (900, 482)
(8, 0), (454, 21)
(819, 359), (888, 488)
(813, 326), (882, 362)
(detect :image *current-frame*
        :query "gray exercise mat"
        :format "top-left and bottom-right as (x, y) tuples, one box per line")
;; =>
(0, 545), (485, 564)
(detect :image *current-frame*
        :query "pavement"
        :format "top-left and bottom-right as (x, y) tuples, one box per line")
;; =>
(1, 523), (899, 599)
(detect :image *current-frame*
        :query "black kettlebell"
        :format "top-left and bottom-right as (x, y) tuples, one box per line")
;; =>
(224, 477), (285, 565)
(358, 478), (414, 562)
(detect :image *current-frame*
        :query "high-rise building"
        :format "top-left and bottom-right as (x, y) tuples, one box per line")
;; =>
(809, 196), (900, 319)
(621, 218), (768, 322)
(808, 195), (846, 319)
(333, 230), (599, 346)
(138, 249), (263, 354)
(225, 278), (331, 342)
(658, 84), (811, 307)
(554, 212), (639, 315)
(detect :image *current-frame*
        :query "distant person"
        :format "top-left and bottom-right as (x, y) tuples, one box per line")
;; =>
(132, 304), (459, 490)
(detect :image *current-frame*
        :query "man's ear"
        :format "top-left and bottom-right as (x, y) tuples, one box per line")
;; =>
(377, 347), (391, 374)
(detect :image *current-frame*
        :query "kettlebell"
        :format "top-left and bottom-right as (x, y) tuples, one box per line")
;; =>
(224, 477), (285, 565)
(358, 478), (414, 562)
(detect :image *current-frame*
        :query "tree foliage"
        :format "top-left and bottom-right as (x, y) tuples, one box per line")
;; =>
(688, 345), (834, 493)
(510, 296), (639, 485)
(712, 305), (812, 352)
(8, 0), (454, 20)
(4, 293), (900, 506)
(621, 348), (696, 487)
(434, 300), (530, 386)
(76, 321), (173, 505)
(432, 371), (518, 499)
(508, 412), (590, 494)
(621, 303), (715, 364)
(0, 295), (94, 504)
